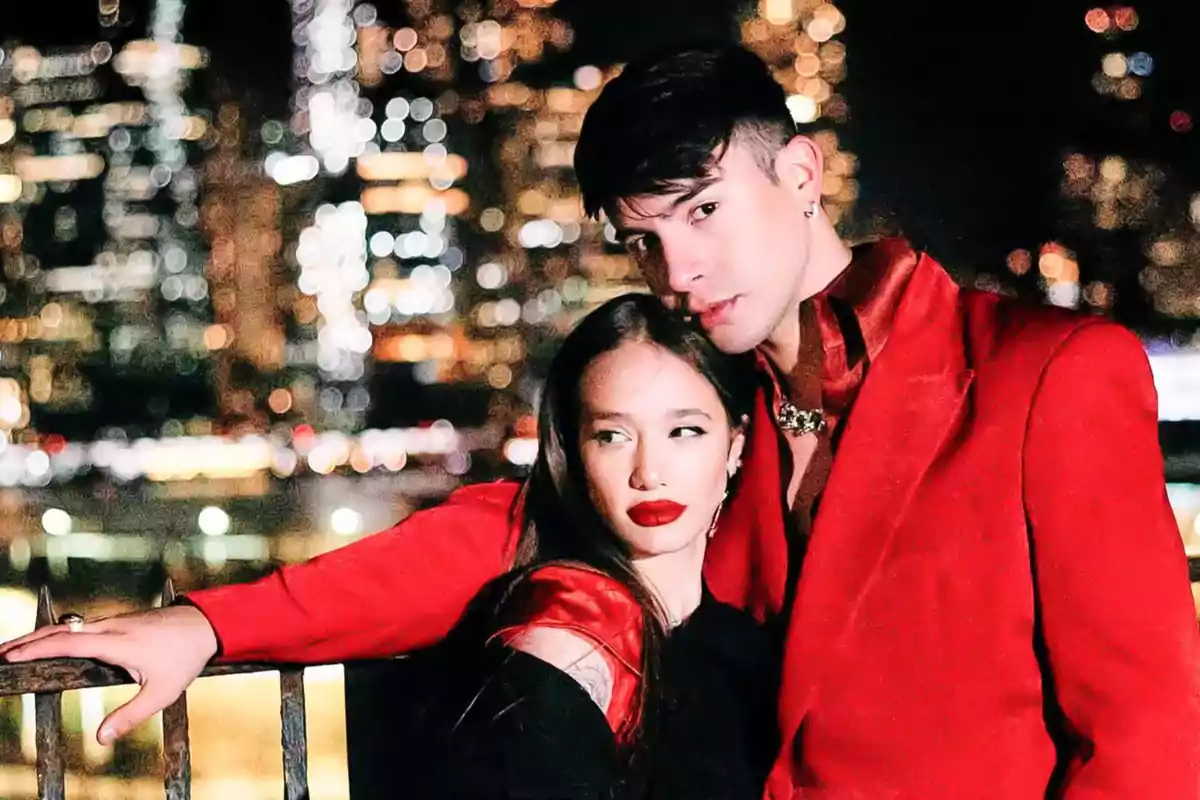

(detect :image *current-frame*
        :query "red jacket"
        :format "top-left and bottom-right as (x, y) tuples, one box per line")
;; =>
(189, 241), (1199, 799)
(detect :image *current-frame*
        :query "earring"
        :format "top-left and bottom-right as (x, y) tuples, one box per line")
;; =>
(706, 489), (728, 539)
(803, 200), (818, 218)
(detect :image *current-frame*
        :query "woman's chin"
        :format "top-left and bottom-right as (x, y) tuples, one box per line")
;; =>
(626, 529), (708, 560)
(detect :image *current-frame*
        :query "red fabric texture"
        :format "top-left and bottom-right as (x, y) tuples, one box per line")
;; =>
(493, 565), (643, 741)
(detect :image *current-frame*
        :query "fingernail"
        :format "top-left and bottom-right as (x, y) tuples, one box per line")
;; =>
(97, 726), (113, 745)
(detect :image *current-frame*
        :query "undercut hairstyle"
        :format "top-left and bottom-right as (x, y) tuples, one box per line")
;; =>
(574, 42), (798, 220)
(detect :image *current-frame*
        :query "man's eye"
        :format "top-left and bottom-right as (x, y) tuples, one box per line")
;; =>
(624, 235), (652, 257)
(692, 202), (718, 222)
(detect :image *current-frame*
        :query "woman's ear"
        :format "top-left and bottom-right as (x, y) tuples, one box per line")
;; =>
(727, 429), (747, 479)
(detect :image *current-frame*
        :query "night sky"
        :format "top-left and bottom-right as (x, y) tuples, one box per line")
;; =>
(4, 0), (1200, 277)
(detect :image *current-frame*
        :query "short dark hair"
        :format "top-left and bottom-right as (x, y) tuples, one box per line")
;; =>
(575, 43), (797, 220)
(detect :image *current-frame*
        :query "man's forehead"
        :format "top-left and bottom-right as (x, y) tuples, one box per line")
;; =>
(610, 171), (724, 225)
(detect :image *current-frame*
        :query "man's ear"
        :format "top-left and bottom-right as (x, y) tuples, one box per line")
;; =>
(774, 134), (824, 206)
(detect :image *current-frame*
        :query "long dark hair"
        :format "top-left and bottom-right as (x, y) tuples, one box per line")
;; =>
(477, 293), (758, 746)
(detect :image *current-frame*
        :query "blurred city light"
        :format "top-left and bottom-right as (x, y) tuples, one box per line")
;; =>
(41, 508), (72, 536)
(198, 506), (231, 537)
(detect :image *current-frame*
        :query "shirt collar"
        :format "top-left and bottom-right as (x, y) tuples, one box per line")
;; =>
(754, 237), (922, 415)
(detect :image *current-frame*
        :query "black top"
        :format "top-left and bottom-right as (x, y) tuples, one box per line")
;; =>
(347, 589), (778, 800)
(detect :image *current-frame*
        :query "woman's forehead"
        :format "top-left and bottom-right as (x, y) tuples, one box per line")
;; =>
(579, 342), (722, 416)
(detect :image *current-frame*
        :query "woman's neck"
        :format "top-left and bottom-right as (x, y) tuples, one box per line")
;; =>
(632, 537), (706, 628)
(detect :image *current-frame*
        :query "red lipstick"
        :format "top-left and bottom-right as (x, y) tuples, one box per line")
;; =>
(627, 500), (686, 527)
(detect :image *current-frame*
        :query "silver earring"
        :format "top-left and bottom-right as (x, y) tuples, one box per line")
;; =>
(804, 200), (818, 218)
(706, 490), (728, 539)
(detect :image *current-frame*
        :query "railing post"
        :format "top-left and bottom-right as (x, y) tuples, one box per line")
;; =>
(33, 586), (66, 800)
(0, 584), (349, 800)
(159, 579), (192, 800)
(279, 668), (309, 800)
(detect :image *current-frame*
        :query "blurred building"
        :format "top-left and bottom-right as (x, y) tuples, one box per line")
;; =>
(200, 102), (290, 433)
(995, 5), (1200, 337)
(461, 0), (611, 432)
(0, 3), (215, 443)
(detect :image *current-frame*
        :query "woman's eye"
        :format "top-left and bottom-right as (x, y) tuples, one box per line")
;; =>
(691, 202), (718, 222)
(594, 430), (630, 445)
(671, 426), (707, 439)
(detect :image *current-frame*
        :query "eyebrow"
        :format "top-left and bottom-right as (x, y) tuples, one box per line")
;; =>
(584, 408), (715, 423)
(612, 175), (722, 240)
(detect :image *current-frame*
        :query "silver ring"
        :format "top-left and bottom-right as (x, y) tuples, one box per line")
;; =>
(58, 613), (85, 632)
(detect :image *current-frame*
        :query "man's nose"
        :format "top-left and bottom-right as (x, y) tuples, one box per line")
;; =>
(660, 233), (706, 295)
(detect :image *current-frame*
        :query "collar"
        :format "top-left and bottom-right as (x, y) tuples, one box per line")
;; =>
(754, 237), (922, 423)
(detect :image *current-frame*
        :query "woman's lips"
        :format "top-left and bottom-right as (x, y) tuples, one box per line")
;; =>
(626, 500), (687, 527)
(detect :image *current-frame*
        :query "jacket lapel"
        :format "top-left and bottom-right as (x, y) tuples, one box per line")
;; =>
(769, 254), (976, 793)
(706, 373), (792, 622)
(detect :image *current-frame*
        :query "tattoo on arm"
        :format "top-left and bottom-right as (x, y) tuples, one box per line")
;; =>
(509, 627), (615, 714)
(564, 654), (613, 712)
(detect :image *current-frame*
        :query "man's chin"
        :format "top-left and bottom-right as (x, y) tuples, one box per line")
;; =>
(704, 328), (761, 354)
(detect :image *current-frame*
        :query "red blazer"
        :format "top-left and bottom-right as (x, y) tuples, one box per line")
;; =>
(189, 244), (1199, 799)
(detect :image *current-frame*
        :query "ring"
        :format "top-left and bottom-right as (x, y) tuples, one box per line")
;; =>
(58, 613), (85, 632)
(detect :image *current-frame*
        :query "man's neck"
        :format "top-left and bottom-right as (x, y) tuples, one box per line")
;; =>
(760, 241), (854, 375)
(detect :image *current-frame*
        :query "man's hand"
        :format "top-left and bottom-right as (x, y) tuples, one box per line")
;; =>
(0, 604), (219, 744)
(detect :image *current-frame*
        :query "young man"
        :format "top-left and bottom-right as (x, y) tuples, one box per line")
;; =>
(4, 44), (1196, 799)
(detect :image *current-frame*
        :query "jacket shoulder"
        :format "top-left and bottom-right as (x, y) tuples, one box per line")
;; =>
(963, 290), (1125, 367)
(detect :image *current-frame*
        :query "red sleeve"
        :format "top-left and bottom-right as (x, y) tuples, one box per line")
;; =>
(185, 481), (522, 663)
(494, 565), (644, 741)
(1024, 323), (1200, 798)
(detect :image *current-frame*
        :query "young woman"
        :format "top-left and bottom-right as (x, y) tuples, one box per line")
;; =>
(366, 293), (778, 799)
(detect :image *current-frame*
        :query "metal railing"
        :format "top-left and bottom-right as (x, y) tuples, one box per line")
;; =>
(4, 558), (1200, 799)
(0, 580), (316, 800)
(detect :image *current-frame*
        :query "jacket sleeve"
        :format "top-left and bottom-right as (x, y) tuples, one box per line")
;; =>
(184, 481), (521, 663)
(1023, 322), (1200, 799)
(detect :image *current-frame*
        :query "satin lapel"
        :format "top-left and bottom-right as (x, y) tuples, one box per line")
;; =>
(707, 382), (791, 621)
(775, 254), (976, 763)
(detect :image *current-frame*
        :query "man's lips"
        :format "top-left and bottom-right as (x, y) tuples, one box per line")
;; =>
(627, 500), (687, 527)
(692, 296), (739, 328)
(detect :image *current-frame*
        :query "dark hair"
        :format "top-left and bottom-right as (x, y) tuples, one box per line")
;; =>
(575, 42), (797, 220)
(477, 293), (756, 748)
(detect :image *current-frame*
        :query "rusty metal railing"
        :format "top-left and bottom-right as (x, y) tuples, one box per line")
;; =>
(0, 580), (316, 800)
(5, 558), (1200, 799)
